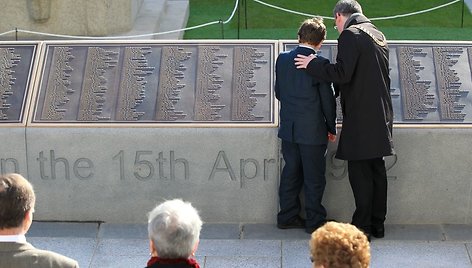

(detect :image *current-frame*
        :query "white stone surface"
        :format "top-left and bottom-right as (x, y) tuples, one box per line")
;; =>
(26, 127), (280, 223)
(0, 127), (28, 175)
(19, 126), (472, 224)
(0, 0), (143, 36)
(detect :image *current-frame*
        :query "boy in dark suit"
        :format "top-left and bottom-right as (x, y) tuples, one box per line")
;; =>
(275, 17), (337, 234)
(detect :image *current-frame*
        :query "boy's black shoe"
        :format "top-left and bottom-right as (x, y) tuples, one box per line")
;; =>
(371, 225), (385, 238)
(277, 216), (306, 229)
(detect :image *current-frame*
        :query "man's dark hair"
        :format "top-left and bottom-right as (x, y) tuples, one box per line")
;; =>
(297, 17), (326, 46)
(333, 0), (363, 17)
(0, 173), (35, 229)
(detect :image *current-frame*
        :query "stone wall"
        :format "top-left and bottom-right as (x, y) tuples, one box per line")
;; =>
(1, 40), (472, 224)
(0, 0), (144, 36)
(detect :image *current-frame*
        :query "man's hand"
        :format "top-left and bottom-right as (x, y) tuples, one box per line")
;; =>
(328, 133), (336, 142)
(294, 54), (316, 69)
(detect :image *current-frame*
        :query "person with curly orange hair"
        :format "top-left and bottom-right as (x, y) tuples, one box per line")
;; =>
(309, 221), (370, 268)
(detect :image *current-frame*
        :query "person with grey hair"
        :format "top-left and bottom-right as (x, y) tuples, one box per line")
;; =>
(295, 0), (395, 241)
(146, 199), (203, 268)
(0, 173), (79, 268)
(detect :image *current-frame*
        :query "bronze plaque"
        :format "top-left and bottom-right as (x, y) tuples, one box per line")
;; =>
(31, 42), (275, 126)
(0, 43), (38, 124)
(283, 41), (472, 124)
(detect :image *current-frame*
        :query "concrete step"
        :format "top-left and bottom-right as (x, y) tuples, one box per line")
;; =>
(27, 222), (472, 267)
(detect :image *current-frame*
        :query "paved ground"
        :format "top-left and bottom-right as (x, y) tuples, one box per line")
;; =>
(27, 222), (472, 268)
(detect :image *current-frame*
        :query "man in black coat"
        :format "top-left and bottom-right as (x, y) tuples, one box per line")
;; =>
(295, 0), (395, 239)
(275, 17), (337, 234)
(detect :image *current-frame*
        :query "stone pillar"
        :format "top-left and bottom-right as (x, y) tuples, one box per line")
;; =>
(26, 0), (51, 22)
(86, 0), (109, 36)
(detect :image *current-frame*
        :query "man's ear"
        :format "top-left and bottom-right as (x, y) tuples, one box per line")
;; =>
(149, 239), (158, 257)
(23, 210), (34, 233)
(191, 240), (200, 256)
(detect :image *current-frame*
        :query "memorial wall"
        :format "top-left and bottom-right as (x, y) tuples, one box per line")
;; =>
(1, 40), (472, 224)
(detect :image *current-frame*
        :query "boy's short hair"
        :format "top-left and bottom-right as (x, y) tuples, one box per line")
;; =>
(297, 17), (326, 46)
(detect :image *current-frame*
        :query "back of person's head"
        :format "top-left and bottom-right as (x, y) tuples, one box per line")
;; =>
(333, 0), (363, 17)
(0, 173), (35, 229)
(310, 222), (370, 268)
(148, 199), (202, 259)
(297, 17), (326, 47)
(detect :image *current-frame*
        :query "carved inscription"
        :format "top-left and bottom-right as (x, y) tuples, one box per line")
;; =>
(112, 150), (189, 181)
(231, 47), (267, 121)
(41, 47), (75, 120)
(78, 47), (119, 121)
(208, 151), (277, 188)
(469, 47), (472, 81)
(37, 150), (94, 180)
(0, 48), (20, 120)
(396, 46), (472, 122)
(284, 41), (472, 124)
(433, 47), (468, 120)
(328, 45), (343, 122)
(397, 47), (437, 120)
(0, 157), (19, 174)
(116, 47), (154, 121)
(326, 151), (398, 181)
(0, 151), (406, 184)
(194, 46), (226, 121)
(32, 43), (275, 124)
(155, 47), (191, 121)
(32, 150), (277, 189)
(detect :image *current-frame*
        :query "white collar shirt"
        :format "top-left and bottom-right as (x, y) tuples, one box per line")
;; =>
(0, 234), (27, 243)
(298, 44), (316, 53)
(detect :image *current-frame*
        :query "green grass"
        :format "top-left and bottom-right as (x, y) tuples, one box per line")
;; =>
(184, 0), (472, 40)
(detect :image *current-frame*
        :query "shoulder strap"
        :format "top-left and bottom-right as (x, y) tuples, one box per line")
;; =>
(349, 25), (387, 47)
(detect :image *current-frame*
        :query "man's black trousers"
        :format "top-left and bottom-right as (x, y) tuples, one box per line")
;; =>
(347, 158), (388, 233)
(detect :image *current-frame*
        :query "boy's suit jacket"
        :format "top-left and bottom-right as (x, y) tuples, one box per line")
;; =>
(275, 46), (336, 145)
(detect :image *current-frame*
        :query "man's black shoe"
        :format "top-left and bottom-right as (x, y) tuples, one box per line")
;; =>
(365, 232), (372, 242)
(277, 216), (306, 229)
(305, 226), (319, 234)
(371, 225), (385, 238)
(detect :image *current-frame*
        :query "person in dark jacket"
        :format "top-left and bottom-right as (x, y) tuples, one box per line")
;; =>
(146, 199), (202, 268)
(295, 0), (395, 240)
(275, 17), (337, 234)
